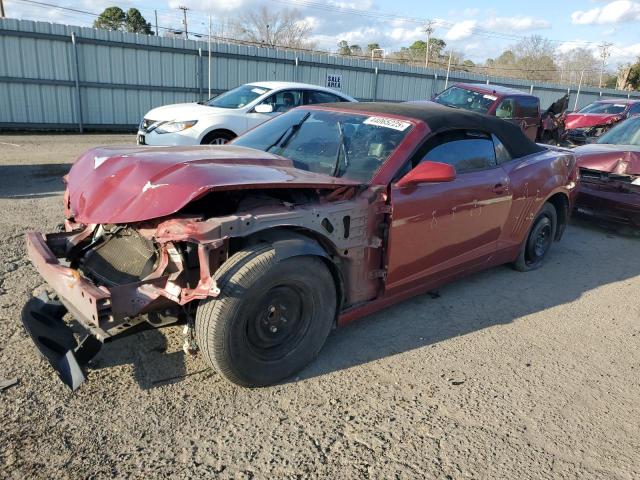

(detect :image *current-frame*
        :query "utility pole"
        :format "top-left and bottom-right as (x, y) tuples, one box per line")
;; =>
(178, 5), (189, 39)
(424, 19), (435, 68)
(154, 10), (159, 36)
(444, 50), (453, 89)
(598, 41), (613, 89)
(1, 0), (6, 18)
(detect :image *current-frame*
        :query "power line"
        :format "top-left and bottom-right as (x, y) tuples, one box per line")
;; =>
(2, 0), (619, 82)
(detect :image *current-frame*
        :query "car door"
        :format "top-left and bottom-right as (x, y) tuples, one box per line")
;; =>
(384, 130), (512, 295)
(515, 96), (541, 141)
(245, 90), (304, 130)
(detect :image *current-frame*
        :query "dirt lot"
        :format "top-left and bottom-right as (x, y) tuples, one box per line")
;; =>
(0, 133), (639, 479)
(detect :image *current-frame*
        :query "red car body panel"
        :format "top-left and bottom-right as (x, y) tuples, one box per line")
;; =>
(564, 113), (622, 130)
(574, 143), (640, 226)
(68, 145), (360, 224)
(23, 102), (579, 388)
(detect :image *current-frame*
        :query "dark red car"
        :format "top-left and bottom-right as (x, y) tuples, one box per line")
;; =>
(564, 98), (640, 145)
(574, 116), (640, 227)
(23, 102), (578, 389)
(432, 83), (541, 141)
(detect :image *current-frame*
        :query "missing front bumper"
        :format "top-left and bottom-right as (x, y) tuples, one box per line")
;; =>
(21, 294), (102, 390)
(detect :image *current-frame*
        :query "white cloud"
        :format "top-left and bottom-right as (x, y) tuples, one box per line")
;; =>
(484, 16), (550, 31)
(445, 20), (477, 41)
(571, 0), (640, 24)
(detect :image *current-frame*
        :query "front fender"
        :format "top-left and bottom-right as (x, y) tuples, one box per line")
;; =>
(249, 229), (345, 310)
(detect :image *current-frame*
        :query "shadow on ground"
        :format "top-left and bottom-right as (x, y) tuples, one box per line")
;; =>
(0, 164), (70, 198)
(76, 219), (639, 390)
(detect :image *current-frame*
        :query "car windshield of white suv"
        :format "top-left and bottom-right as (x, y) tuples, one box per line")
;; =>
(433, 86), (496, 113)
(233, 109), (413, 182)
(206, 85), (272, 109)
(578, 102), (627, 115)
(596, 117), (640, 145)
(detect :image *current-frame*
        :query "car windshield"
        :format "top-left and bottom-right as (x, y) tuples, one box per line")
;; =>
(205, 84), (272, 109)
(596, 117), (640, 145)
(233, 109), (413, 182)
(433, 86), (496, 113)
(578, 102), (627, 115)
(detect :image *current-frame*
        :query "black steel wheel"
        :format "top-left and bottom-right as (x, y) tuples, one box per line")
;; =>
(512, 202), (557, 272)
(195, 244), (336, 387)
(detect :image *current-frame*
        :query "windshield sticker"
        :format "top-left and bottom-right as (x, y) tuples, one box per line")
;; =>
(251, 88), (267, 95)
(363, 116), (412, 131)
(613, 104), (626, 107)
(483, 94), (498, 101)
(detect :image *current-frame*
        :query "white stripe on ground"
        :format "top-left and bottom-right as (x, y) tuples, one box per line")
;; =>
(0, 142), (22, 147)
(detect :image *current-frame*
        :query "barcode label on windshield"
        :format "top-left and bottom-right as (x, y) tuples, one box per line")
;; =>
(363, 116), (412, 131)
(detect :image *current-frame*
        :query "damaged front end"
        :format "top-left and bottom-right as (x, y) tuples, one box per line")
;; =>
(565, 124), (615, 146)
(575, 168), (640, 227)
(24, 183), (383, 389)
(22, 221), (224, 389)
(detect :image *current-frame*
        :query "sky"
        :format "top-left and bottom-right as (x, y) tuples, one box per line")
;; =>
(4, 0), (640, 69)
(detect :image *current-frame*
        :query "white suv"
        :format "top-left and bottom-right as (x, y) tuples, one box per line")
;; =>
(137, 81), (356, 146)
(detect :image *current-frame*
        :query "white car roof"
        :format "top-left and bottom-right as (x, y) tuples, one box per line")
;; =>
(247, 81), (355, 100)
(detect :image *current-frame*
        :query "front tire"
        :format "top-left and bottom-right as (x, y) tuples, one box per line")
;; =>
(512, 202), (557, 272)
(201, 130), (235, 145)
(195, 244), (337, 387)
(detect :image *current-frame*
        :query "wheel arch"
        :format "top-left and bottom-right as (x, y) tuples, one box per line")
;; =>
(241, 227), (346, 314)
(200, 128), (237, 144)
(544, 191), (570, 241)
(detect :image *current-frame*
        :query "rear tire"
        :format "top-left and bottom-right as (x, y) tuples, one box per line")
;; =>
(195, 244), (336, 387)
(512, 202), (557, 272)
(201, 130), (235, 145)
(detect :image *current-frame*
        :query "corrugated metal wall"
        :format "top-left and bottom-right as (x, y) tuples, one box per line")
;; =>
(1, 18), (639, 131)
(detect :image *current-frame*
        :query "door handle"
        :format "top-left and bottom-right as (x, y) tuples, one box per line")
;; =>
(492, 183), (506, 194)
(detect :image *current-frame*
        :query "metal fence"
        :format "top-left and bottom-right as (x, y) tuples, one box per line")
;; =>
(1, 18), (639, 132)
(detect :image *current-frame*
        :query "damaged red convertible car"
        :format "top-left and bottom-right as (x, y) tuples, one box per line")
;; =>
(23, 102), (579, 389)
(574, 116), (640, 227)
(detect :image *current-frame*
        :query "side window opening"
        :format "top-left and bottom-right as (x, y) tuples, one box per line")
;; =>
(516, 97), (540, 118)
(305, 90), (343, 105)
(418, 130), (497, 174)
(261, 90), (303, 112)
(495, 98), (515, 119)
(492, 134), (512, 164)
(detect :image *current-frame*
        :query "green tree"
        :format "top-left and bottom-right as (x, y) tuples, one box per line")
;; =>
(93, 6), (126, 31)
(125, 8), (153, 34)
(367, 43), (381, 53)
(337, 40), (351, 56)
(627, 58), (640, 90)
(350, 44), (363, 56)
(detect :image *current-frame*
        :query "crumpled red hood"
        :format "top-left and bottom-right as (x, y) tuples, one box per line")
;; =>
(565, 113), (621, 130)
(574, 143), (640, 175)
(67, 145), (359, 224)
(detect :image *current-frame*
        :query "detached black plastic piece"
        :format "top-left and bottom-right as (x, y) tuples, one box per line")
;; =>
(21, 294), (102, 391)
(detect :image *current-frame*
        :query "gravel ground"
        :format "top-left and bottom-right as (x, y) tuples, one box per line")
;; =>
(0, 134), (639, 479)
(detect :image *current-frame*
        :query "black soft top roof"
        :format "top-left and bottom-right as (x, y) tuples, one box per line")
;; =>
(324, 101), (544, 159)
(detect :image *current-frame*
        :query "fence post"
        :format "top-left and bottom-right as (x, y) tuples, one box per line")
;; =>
(529, 85), (533, 95)
(198, 48), (203, 101)
(70, 32), (83, 133)
(372, 66), (378, 101)
(294, 57), (299, 82)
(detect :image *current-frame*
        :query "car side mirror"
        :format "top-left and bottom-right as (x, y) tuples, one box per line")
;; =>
(254, 104), (274, 114)
(396, 161), (456, 188)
